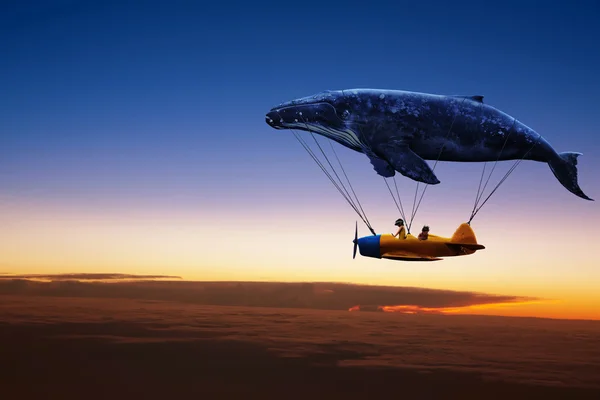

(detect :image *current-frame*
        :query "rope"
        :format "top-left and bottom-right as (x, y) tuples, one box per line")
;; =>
(274, 94), (541, 234)
(469, 102), (489, 217)
(468, 130), (543, 223)
(470, 162), (487, 220)
(291, 130), (374, 233)
(470, 118), (516, 214)
(308, 131), (358, 212)
(327, 139), (373, 232)
(393, 176), (408, 223)
(407, 97), (468, 233)
(300, 115), (376, 235)
(383, 177), (407, 224)
(278, 107), (377, 235)
(352, 124), (414, 233)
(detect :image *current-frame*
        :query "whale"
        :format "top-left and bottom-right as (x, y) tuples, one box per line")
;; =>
(265, 88), (592, 201)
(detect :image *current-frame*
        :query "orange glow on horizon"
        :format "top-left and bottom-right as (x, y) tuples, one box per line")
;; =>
(347, 299), (600, 321)
(380, 300), (549, 315)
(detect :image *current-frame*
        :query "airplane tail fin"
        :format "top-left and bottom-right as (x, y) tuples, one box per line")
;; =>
(447, 223), (484, 254)
(450, 223), (478, 244)
(547, 152), (593, 201)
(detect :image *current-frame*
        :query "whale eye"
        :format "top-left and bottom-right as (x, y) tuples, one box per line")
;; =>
(340, 109), (350, 119)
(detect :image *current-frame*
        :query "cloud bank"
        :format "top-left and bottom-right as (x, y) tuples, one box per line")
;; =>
(0, 277), (537, 313)
(0, 273), (181, 281)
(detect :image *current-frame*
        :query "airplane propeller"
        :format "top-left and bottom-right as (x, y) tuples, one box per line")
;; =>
(353, 221), (358, 259)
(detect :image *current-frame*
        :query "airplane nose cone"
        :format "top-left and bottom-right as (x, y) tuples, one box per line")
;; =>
(357, 235), (381, 259)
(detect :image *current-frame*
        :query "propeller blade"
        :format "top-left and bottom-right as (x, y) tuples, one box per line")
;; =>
(353, 221), (358, 259)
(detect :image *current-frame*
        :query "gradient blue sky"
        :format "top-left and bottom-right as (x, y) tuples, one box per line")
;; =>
(2, 1), (599, 318)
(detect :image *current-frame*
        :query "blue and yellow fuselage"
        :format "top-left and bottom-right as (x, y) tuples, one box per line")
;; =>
(356, 223), (485, 261)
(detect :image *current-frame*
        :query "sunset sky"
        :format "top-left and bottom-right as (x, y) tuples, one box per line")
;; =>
(2, 0), (599, 320)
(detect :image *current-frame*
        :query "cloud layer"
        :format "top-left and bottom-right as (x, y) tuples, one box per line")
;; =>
(0, 273), (180, 281)
(0, 277), (535, 312)
(0, 294), (599, 398)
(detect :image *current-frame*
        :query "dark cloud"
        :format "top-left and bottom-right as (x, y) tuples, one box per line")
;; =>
(0, 273), (181, 281)
(0, 278), (537, 312)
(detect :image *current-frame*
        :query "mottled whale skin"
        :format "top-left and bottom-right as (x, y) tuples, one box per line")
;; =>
(265, 89), (592, 201)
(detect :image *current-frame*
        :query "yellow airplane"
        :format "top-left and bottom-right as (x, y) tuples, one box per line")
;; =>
(352, 222), (485, 261)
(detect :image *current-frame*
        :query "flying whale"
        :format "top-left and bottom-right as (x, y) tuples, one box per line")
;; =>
(265, 88), (593, 201)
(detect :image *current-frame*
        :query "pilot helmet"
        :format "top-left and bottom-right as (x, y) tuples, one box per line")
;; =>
(422, 225), (429, 232)
(395, 218), (404, 226)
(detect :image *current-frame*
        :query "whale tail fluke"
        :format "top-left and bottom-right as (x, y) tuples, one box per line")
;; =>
(548, 152), (593, 201)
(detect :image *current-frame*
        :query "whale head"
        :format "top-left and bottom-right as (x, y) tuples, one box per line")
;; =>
(265, 90), (366, 151)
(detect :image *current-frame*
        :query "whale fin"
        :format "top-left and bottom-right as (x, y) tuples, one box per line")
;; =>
(450, 95), (484, 103)
(366, 154), (395, 177)
(547, 152), (594, 201)
(384, 145), (440, 185)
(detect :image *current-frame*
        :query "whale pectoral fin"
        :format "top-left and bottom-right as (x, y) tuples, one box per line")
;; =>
(386, 146), (440, 185)
(366, 155), (395, 177)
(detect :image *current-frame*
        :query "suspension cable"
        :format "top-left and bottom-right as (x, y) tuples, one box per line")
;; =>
(327, 139), (373, 232)
(299, 114), (376, 235)
(277, 105), (376, 235)
(393, 176), (408, 223)
(470, 118), (516, 215)
(469, 102), (490, 217)
(468, 131), (543, 224)
(308, 133), (356, 207)
(407, 97), (468, 233)
(408, 181), (420, 234)
(291, 131), (355, 210)
(291, 130), (375, 234)
(470, 162), (487, 219)
(276, 95), (542, 232)
(352, 123), (414, 233)
(383, 177), (407, 224)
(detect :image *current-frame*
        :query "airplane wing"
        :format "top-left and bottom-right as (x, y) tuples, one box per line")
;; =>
(381, 252), (442, 262)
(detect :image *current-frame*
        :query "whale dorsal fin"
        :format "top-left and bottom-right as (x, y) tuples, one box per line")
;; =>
(450, 95), (484, 103)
